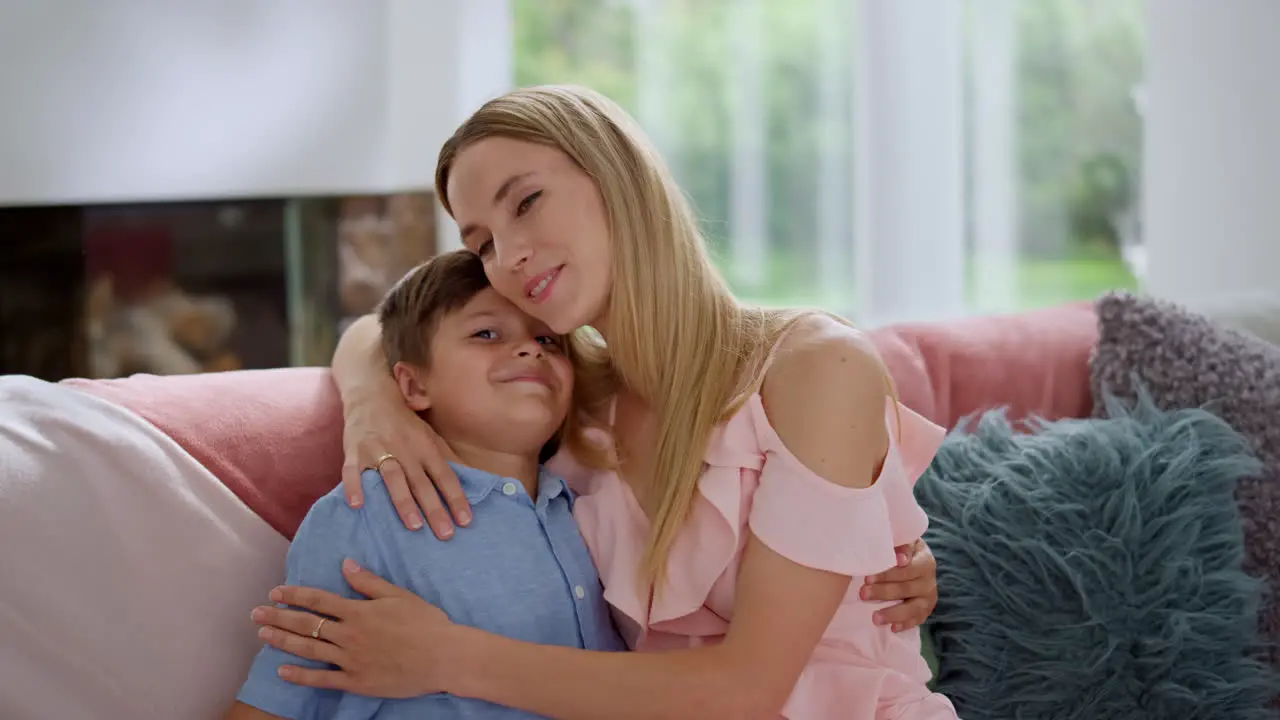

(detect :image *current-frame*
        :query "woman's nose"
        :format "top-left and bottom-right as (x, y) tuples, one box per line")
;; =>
(493, 232), (534, 274)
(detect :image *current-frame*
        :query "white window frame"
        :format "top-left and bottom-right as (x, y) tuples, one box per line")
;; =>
(853, 0), (968, 325)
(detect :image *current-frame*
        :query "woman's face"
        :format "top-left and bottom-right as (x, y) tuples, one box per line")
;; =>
(446, 137), (613, 335)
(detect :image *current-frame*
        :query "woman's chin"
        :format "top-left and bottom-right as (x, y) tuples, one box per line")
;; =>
(543, 304), (595, 336)
(558, 300), (609, 337)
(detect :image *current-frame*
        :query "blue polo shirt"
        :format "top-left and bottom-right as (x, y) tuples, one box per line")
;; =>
(236, 463), (624, 719)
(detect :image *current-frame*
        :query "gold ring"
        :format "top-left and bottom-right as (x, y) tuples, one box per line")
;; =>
(311, 617), (328, 640)
(373, 453), (398, 472)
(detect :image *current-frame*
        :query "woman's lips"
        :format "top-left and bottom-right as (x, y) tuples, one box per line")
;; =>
(524, 266), (563, 303)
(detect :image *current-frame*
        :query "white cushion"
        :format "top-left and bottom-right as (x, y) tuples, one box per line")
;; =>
(0, 376), (289, 719)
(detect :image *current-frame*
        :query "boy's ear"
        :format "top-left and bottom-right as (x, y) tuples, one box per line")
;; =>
(392, 361), (432, 412)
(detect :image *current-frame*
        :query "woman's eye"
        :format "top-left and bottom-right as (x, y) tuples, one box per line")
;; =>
(516, 191), (542, 216)
(472, 329), (497, 340)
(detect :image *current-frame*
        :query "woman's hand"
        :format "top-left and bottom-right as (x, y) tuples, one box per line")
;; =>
(332, 314), (469, 538)
(859, 539), (938, 632)
(251, 559), (460, 698)
(341, 383), (469, 538)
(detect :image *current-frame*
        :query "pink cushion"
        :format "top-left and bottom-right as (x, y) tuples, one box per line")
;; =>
(869, 302), (1098, 428)
(63, 303), (1098, 538)
(63, 368), (343, 539)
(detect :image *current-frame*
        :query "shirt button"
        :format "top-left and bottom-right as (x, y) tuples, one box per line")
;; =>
(502, 482), (518, 496)
(574, 585), (585, 599)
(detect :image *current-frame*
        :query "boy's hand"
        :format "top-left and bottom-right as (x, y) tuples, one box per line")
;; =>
(341, 385), (467, 538)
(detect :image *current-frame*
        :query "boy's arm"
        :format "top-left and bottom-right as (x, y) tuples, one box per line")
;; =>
(233, 490), (387, 719)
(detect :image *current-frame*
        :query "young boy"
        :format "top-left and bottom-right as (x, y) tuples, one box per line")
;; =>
(227, 251), (624, 719)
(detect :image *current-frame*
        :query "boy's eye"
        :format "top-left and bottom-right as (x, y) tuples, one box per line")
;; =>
(516, 191), (542, 216)
(536, 335), (559, 346)
(476, 238), (494, 257)
(472, 329), (496, 340)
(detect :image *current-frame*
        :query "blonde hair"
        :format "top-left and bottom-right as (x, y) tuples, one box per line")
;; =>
(436, 85), (886, 593)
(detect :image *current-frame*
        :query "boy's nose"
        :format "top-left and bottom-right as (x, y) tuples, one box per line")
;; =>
(514, 342), (544, 358)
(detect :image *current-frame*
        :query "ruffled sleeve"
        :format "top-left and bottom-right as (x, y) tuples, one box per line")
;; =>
(746, 396), (945, 577)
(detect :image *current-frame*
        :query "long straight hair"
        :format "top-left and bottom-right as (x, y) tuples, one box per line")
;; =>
(436, 85), (882, 595)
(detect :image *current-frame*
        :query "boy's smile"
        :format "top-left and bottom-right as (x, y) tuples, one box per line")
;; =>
(393, 287), (574, 488)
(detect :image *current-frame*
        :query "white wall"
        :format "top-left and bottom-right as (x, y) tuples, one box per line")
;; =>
(1143, 0), (1280, 305)
(0, 0), (510, 208)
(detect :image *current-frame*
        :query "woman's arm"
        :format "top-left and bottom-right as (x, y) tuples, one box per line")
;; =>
(331, 314), (393, 409)
(449, 537), (860, 718)
(442, 329), (894, 718)
(330, 314), (468, 536)
(257, 326), (933, 715)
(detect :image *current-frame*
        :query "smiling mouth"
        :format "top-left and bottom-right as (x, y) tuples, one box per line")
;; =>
(526, 266), (562, 300)
(504, 376), (554, 391)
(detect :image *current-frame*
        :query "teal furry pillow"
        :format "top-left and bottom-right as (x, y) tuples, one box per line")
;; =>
(917, 392), (1275, 718)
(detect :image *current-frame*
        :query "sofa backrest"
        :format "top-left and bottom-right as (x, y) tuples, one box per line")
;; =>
(61, 301), (1098, 538)
(870, 301), (1098, 429)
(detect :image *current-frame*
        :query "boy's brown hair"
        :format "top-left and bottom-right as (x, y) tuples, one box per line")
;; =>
(375, 250), (607, 465)
(377, 250), (493, 371)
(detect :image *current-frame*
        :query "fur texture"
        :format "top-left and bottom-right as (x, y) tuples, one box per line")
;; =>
(1091, 290), (1280, 668)
(917, 389), (1275, 718)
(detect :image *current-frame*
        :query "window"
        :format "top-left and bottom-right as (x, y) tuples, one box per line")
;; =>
(512, 0), (1144, 321)
(514, 0), (858, 315)
(965, 0), (1145, 314)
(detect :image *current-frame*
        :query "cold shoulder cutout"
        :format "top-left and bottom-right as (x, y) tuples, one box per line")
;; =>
(568, 392), (957, 719)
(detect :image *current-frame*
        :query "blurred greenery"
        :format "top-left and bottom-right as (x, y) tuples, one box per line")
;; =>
(512, 0), (1143, 315)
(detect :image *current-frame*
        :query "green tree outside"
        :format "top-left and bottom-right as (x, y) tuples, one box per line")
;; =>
(512, 0), (1143, 314)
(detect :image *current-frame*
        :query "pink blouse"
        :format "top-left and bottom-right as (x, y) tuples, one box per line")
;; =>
(551, 394), (958, 719)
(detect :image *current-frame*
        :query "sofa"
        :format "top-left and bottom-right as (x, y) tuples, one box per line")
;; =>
(1, 297), (1274, 719)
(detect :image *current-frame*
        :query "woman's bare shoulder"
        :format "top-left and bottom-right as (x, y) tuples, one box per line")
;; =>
(759, 315), (890, 488)
(764, 314), (885, 395)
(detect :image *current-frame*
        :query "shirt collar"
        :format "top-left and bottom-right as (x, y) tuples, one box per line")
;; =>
(448, 461), (573, 507)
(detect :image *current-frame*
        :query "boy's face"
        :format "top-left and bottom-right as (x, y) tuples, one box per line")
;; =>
(395, 287), (574, 455)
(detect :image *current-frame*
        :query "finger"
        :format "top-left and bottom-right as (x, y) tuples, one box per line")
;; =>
(251, 605), (349, 645)
(258, 625), (348, 666)
(419, 426), (471, 529)
(342, 558), (407, 599)
(341, 458), (365, 509)
(864, 562), (931, 585)
(269, 584), (357, 620)
(892, 542), (918, 564)
(378, 457), (429, 532)
(860, 578), (933, 603)
(392, 453), (456, 539)
(277, 664), (356, 692)
(874, 598), (931, 631)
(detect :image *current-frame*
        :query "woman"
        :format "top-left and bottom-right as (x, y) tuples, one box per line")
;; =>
(253, 85), (952, 718)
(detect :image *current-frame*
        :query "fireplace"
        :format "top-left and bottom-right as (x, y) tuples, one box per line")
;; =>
(0, 192), (437, 381)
